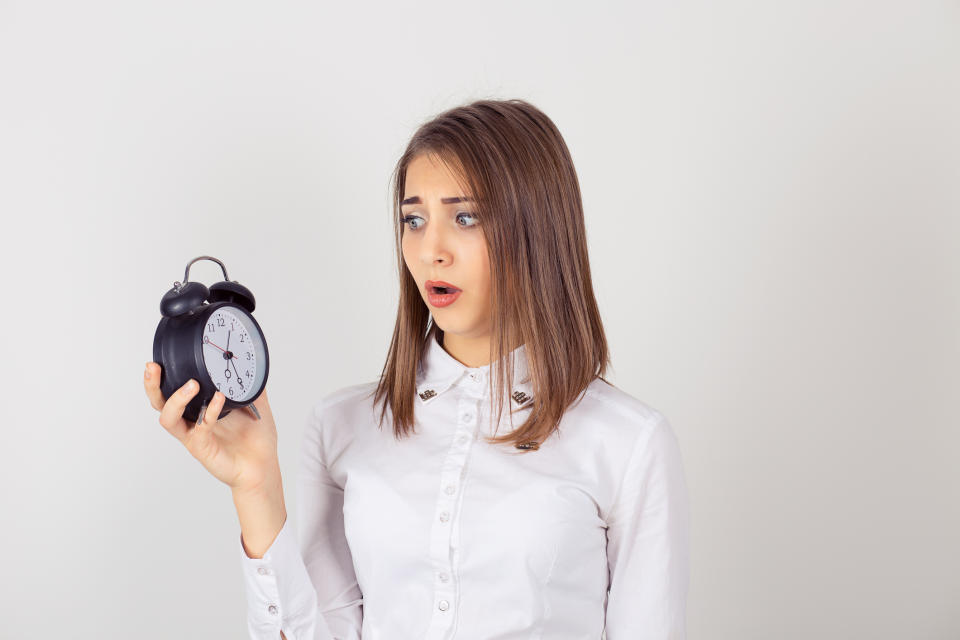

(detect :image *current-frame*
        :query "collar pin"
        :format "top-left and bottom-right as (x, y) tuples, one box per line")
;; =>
(511, 390), (530, 405)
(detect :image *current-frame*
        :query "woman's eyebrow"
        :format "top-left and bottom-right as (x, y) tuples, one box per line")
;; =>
(401, 196), (474, 205)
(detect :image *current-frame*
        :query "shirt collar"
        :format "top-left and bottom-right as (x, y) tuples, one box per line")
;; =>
(415, 332), (534, 409)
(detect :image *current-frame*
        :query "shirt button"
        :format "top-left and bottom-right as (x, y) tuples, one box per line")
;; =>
(457, 434), (469, 445)
(438, 572), (449, 582)
(438, 600), (450, 611)
(267, 604), (278, 616)
(462, 412), (473, 422)
(439, 511), (450, 522)
(444, 484), (456, 495)
(257, 567), (269, 575)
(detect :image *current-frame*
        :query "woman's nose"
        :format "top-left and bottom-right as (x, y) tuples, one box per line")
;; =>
(420, 223), (452, 265)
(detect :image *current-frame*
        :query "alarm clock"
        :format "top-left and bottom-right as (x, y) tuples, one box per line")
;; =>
(153, 255), (269, 423)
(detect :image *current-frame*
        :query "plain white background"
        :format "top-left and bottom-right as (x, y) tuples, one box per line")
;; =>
(1, 1), (957, 638)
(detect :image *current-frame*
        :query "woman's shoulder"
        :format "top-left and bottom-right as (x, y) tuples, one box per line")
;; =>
(312, 379), (380, 422)
(574, 377), (673, 442)
(573, 378), (683, 471)
(302, 380), (380, 459)
(584, 378), (666, 424)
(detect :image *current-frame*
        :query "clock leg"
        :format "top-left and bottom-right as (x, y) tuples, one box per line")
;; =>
(195, 403), (208, 427)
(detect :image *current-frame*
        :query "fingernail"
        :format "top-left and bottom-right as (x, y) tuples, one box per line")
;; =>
(185, 380), (196, 393)
(144, 369), (150, 380)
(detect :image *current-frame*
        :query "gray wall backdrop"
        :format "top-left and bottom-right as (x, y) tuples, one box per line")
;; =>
(1, 1), (957, 638)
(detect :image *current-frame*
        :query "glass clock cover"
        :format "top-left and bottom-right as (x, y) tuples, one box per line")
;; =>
(201, 305), (266, 402)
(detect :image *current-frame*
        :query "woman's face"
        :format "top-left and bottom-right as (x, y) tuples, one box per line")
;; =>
(400, 153), (492, 340)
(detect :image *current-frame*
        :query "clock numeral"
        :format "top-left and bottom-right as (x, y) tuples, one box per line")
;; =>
(228, 387), (234, 397)
(246, 352), (251, 361)
(240, 335), (245, 342)
(207, 323), (215, 332)
(217, 316), (225, 327)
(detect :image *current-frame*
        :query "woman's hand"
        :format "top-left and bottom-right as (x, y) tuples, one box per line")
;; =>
(144, 362), (282, 494)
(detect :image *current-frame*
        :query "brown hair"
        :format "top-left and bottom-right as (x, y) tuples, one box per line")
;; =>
(372, 98), (611, 452)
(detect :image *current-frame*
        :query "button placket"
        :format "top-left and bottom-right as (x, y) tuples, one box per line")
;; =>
(424, 389), (481, 638)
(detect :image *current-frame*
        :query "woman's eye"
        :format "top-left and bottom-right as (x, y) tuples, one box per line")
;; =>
(456, 212), (480, 227)
(400, 213), (478, 230)
(400, 215), (424, 230)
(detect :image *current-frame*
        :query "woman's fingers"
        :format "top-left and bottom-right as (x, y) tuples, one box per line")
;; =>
(143, 362), (166, 411)
(158, 377), (200, 443)
(202, 392), (226, 428)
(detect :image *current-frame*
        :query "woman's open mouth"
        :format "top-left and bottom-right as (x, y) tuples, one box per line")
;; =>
(425, 280), (462, 308)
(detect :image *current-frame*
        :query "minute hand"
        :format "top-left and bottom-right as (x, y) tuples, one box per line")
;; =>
(230, 356), (245, 392)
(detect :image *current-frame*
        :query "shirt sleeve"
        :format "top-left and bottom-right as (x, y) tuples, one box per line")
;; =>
(238, 400), (364, 639)
(604, 413), (690, 640)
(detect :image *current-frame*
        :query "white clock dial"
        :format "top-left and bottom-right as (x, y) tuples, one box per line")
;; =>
(201, 306), (265, 402)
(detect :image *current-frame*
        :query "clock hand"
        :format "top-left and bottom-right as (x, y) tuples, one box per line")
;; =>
(204, 338), (239, 359)
(221, 330), (242, 389)
(231, 358), (245, 390)
(205, 340), (227, 353)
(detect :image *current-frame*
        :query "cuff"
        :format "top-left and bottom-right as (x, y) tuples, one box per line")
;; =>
(239, 517), (319, 639)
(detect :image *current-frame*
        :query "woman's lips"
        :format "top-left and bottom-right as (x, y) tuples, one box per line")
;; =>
(425, 279), (462, 307)
(427, 288), (462, 307)
(426, 279), (460, 293)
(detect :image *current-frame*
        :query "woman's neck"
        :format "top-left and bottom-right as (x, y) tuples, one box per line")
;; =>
(439, 330), (521, 368)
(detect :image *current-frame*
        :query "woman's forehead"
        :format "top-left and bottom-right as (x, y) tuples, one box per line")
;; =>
(404, 153), (471, 198)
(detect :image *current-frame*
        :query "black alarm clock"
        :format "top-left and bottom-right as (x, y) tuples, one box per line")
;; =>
(153, 255), (269, 424)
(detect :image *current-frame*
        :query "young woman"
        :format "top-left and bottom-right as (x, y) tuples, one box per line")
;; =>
(144, 98), (689, 639)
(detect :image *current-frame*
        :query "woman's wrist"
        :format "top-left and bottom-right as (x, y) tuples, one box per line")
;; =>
(233, 473), (287, 559)
(231, 463), (284, 500)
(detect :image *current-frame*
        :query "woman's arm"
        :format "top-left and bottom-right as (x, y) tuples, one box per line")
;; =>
(295, 398), (364, 635)
(239, 401), (363, 639)
(604, 415), (690, 639)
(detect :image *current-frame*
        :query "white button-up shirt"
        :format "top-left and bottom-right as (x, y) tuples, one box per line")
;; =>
(240, 333), (689, 639)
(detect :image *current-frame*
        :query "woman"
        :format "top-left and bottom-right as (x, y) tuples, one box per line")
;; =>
(144, 98), (689, 639)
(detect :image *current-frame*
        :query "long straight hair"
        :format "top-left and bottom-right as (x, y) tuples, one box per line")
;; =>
(372, 98), (611, 452)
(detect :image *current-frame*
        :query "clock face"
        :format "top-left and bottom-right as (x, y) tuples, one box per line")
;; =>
(201, 305), (267, 402)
